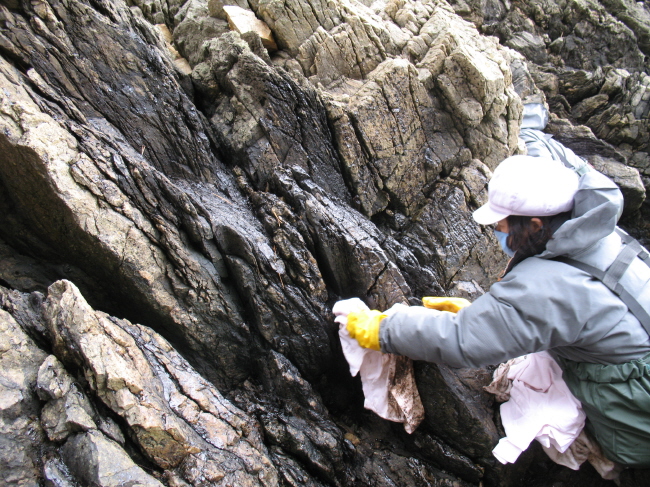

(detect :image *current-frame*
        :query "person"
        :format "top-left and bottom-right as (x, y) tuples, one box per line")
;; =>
(345, 154), (650, 468)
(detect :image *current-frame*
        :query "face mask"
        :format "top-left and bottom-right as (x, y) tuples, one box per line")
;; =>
(494, 230), (515, 257)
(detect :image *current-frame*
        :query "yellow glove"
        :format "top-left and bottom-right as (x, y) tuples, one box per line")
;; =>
(422, 296), (471, 313)
(346, 309), (386, 351)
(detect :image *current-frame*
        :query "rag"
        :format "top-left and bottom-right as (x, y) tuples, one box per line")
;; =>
(333, 298), (424, 433)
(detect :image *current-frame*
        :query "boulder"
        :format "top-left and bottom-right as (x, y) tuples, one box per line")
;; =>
(61, 430), (165, 487)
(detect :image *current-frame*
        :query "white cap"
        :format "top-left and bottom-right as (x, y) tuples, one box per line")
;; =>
(473, 155), (580, 225)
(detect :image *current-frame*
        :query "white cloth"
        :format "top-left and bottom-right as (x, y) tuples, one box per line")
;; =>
(333, 298), (424, 433)
(490, 351), (586, 464)
(543, 429), (623, 480)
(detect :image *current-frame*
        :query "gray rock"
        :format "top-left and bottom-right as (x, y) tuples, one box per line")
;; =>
(506, 31), (548, 65)
(61, 430), (165, 487)
(0, 301), (48, 486)
(36, 355), (74, 401)
(44, 279), (279, 486)
(40, 392), (97, 443)
(37, 359), (100, 444)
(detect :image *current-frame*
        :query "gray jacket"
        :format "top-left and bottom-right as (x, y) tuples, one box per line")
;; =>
(380, 169), (650, 367)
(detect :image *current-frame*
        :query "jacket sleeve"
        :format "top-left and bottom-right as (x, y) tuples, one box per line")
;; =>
(379, 258), (629, 368)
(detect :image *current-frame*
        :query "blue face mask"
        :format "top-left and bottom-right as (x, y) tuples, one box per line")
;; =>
(494, 230), (515, 257)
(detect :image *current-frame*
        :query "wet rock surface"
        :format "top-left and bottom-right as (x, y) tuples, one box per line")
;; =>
(0, 0), (647, 485)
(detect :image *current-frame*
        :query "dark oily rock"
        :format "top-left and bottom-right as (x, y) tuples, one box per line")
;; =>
(407, 179), (498, 294)
(268, 446), (330, 487)
(0, 294), (48, 486)
(300, 188), (412, 310)
(415, 362), (500, 459)
(545, 115), (627, 163)
(505, 31), (548, 65)
(258, 352), (347, 474)
(234, 146), (411, 312)
(60, 430), (165, 487)
(352, 445), (476, 487)
(43, 280), (279, 486)
(412, 432), (485, 484)
(0, 1), (218, 180)
(390, 165), (509, 299)
(228, 378), (353, 487)
(261, 414), (341, 484)
(194, 169), (337, 381)
(0, 277), (49, 341)
(43, 456), (78, 487)
(203, 32), (350, 201)
(234, 348), (453, 487)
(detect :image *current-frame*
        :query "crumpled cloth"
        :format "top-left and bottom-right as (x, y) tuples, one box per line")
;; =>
(543, 429), (623, 480)
(486, 351), (586, 463)
(333, 298), (424, 433)
(485, 352), (621, 480)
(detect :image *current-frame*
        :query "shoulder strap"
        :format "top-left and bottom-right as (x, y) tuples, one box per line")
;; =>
(554, 233), (650, 336)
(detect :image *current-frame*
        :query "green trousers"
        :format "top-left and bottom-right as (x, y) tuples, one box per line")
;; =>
(558, 353), (650, 468)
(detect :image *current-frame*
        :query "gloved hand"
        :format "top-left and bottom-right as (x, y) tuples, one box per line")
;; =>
(422, 296), (471, 313)
(346, 309), (387, 351)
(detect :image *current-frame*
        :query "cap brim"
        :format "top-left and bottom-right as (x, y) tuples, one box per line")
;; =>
(472, 203), (510, 225)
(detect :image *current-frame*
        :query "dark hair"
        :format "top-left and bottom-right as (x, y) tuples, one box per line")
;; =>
(503, 211), (572, 275)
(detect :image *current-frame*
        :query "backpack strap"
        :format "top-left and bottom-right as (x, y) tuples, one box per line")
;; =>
(615, 228), (650, 265)
(554, 234), (650, 336)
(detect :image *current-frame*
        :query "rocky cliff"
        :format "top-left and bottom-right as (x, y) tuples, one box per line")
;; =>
(0, 0), (647, 486)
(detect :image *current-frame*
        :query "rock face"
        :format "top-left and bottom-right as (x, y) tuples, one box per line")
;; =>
(0, 0), (646, 486)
